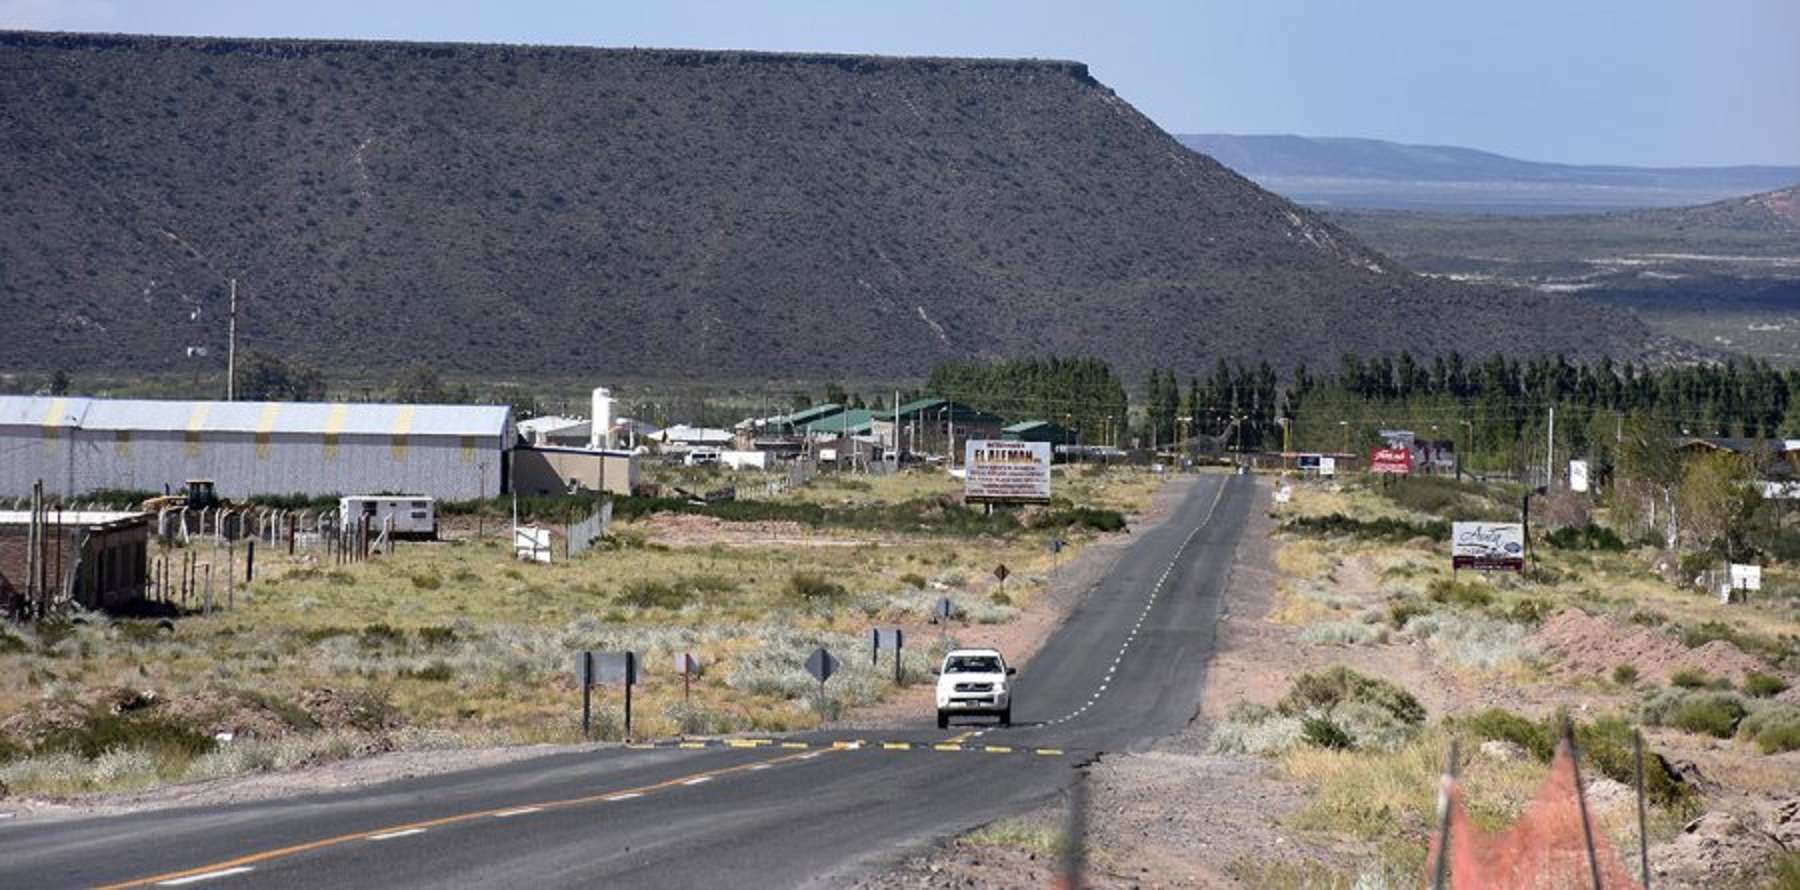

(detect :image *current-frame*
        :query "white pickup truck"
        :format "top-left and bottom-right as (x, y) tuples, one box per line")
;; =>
(935, 648), (1015, 729)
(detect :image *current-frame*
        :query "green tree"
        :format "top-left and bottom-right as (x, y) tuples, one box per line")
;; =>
(237, 350), (326, 401)
(1677, 450), (1762, 559)
(392, 360), (450, 403)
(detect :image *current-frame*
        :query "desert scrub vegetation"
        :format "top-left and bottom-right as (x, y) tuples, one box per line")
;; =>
(1210, 665), (1426, 755)
(1279, 513), (1449, 543)
(1, 465), (1165, 797)
(1639, 686), (1800, 753)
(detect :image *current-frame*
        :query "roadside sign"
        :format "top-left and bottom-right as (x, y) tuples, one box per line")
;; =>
(1569, 460), (1590, 493)
(1370, 447), (1413, 475)
(1451, 522), (1525, 573)
(1048, 538), (1066, 554)
(870, 628), (905, 683)
(994, 563), (1010, 583)
(675, 651), (700, 706)
(1729, 563), (1761, 591)
(935, 596), (955, 622)
(805, 646), (840, 684)
(575, 651), (638, 740)
(515, 526), (552, 563)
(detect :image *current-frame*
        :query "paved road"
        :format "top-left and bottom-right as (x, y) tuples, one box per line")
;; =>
(0, 474), (1257, 889)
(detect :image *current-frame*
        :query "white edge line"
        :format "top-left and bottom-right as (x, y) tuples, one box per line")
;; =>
(605, 792), (644, 801)
(492, 807), (542, 818)
(367, 828), (427, 841)
(156, 867), (256, 886)
(749, 763), (771, 770)
(681, 776), (713, 785)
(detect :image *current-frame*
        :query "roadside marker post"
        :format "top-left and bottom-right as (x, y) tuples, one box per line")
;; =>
(872, 628), (905, 685)
(576, 650), (638, 740)
(675, 652), (700, 706)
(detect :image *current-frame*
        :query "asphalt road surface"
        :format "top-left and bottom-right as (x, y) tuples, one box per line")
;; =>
(0, 473), (1256, 889)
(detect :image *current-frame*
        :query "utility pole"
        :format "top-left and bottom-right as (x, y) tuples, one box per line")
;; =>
(226, 278), (238, 401)
(1546, 406), (1556, 490)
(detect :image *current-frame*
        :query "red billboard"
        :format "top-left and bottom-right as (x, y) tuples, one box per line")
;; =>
(1369, 447), (1413, 474)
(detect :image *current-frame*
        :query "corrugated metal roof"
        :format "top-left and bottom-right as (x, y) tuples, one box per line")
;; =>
(0, 396), (510, 438)
(803, 409), (877, 434)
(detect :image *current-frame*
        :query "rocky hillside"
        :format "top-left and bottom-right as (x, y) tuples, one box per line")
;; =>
(0, 32), (1680, 380)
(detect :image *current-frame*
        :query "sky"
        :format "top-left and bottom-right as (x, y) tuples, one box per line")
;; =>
(3, 0), (1796, 167)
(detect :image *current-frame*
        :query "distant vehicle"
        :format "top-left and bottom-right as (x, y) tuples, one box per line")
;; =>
(684, 449), (721, 466)
(142, 479), (232, 513)
(339, 495), (438, 540)
(935, 647), (1015, 729)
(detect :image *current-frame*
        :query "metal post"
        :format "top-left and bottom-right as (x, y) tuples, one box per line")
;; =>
(1430, 740), (1459, 890)
(1635, 731), (1651, 887)
(580, 652), (592, 739)
(1565, 719), (1605, 890)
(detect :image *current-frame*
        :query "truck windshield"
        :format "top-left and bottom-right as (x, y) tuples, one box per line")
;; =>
(947, 656), (1000, 673)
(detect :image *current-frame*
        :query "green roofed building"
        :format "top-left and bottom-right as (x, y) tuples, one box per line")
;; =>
(1002, 420), (1074, 445)
(871, 398), (1006, 462)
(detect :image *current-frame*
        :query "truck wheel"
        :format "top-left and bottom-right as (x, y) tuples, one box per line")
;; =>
(999, 707), (1011, 726)
(937, 711), (949, 730)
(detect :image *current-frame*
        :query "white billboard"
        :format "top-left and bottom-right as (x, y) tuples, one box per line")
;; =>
(1451, 522), (1524, 573)
(1569, 459), (1589, 493)
(963, 439), (1053, 505)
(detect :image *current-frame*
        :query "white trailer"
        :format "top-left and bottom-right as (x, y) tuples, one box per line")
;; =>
(339, 495), (438, 540)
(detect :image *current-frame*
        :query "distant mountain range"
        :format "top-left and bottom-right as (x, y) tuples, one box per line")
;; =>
(1178, 134), (1800, 214)
(0, 33), (1688, 382)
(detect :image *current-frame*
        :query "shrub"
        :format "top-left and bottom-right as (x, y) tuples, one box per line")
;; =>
(1426, 578), (1493, 609)
(416, 626), (459, 648)
(1544, 524), (1626, 551)
(1665, 693), (1748, 738)
(36, 710), (216, 761)
(1612, 664), (1640, 687)
(1455, 708), (1552, 760)
(359, 623), (405, 649)
(1748, 711), (1800, 754)
(1301, 716), (1355, 750)
(1669, 668), (1725, 690)
(617, 579), (692, 610)
(1503, 597), (1553, 626)
(1387, 598), (1433, 629)
(1741, 671), (1790, 698)
(409, 573), (442, 590)
(1642, 687), (1748, 738)
(1282, 513), (1449, 543)
(898, 572), (928, 589)
(1277, 666), (1426, 727)
(400, 660), (455, 682)
(1380, 475), (1470, 517)
(1576, 715), (1691, 808)
(784, 572), (848, 603)
(1298, 620), (1389, 646)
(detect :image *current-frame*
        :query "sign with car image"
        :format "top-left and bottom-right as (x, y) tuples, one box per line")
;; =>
(1451, 522), (1525, 573)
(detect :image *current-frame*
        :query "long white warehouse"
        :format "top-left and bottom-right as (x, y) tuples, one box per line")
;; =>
(0, 396), (513, 501)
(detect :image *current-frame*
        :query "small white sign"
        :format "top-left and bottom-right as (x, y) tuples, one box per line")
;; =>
(514, 526), (552, 563)
(1729, 563), (1762, 591)
(1569, 460), (1589, 493)
(1318, 456), (1336, 477)
(1274, 485), (1292, 504)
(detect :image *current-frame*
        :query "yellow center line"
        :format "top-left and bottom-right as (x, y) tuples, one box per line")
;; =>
(93, 746), (841, 890)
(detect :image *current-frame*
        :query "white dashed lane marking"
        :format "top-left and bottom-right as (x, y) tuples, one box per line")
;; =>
(155, 868), (256, 886)
(1038, 478), (1227, 726)
(367, 828), (426, 841)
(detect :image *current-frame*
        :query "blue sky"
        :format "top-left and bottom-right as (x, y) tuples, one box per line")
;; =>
(4, 0), (1796, 166)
